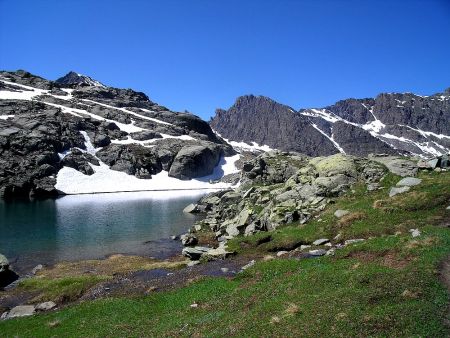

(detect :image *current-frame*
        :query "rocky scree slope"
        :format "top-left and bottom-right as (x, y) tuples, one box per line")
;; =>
(181, 151), (409, 260)
(210, 91), (450, 157)
(0, 70), (234, 199)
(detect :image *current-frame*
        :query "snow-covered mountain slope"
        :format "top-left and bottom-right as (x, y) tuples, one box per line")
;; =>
(0, 70), (237, 199)
(211, 91), (450, 158)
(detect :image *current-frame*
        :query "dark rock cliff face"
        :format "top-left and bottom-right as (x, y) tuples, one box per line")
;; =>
(210, 90), (450, 157)
(211, 95), (337, 156)
(0, 70), (233, 200)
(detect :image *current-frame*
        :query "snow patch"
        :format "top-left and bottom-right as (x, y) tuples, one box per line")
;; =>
(0, 115), (14, 120)
(56, 161), (238, 195)
(301, 109), (341, 123)
(311, 123), (345, 154)
(82, 99), (174, 126)
(55, 131), (240, 195)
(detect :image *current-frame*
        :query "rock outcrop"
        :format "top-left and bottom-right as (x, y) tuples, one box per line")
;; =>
(0, 70), (233, 199)
(183, 151), (387, 257)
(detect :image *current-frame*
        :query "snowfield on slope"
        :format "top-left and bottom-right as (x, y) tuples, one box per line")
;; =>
(55, 131), (241, 194)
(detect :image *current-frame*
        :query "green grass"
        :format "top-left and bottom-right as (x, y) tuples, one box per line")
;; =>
(1, 171), (450, 337)
(18, 275), (110, 303)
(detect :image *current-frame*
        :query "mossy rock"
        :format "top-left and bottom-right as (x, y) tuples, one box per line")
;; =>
(310, 154), (357, 177)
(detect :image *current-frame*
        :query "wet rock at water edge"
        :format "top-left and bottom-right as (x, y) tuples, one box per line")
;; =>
(0, 254), (19, 288)
(182, 246), (210, 260)
(180, 233), (198, 246)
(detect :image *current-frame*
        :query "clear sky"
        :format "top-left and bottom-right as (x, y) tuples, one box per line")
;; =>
(1, 0), (449, 120)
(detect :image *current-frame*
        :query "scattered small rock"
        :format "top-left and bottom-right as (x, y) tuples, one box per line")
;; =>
(367, 183), (380, 191)
(241, 260), (256, 270)
(220, 267), (229, 273)
(187, 260), (200, 267)
(326, 248), (336, 256)
(409, 229), (421, 238)
(344, 239), (365, 245)
(389, 186), (410, 197)
(312, 238), (330, 246)
(300, 245), (311, 250)
(401, 289), (421, 299)
(31, 264), (43, 275)
(308, 249), (327, 257)
(190, 303), (198, 308)
(334, 210), (350, 218)
(35, 301), (57, 311)
(47, 320), (61, 328)
(276, 251), (288, 257)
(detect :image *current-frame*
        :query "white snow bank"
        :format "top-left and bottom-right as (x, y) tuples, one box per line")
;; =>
(226, 140), (273, 152)
(212, 130), (274, 152)
(55, 159), (239, 195)
(55, 130), (240, 195)
(301, 108), (341, 123)
(0, 115), (14, 120)
(82, 99), (174, 126)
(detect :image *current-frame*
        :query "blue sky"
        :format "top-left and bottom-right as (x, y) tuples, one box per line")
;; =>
(1, 0), (449, 120)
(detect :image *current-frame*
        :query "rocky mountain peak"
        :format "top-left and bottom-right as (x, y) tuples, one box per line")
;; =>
(211, 88), (450, 158)
(55, 71), (106, 88)
(232, 94), (292, 112)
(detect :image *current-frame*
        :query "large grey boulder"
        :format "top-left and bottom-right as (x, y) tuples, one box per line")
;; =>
(389, 186), (410, 197)
(61, 148), (99, 175)
(396, 177), (422, 187)
(0, 254), (19, 288)
(369, 155), (418, 177)
(168, 144), (222, 180)
(182, 246), (210, 260)
(5, 305), (35, 319)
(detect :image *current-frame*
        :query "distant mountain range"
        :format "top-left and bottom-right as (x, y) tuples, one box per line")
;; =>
(211, 90), (450, 157)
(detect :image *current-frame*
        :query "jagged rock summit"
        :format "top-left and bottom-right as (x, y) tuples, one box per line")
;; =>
(211, 90), (450, 157)
(55, 71), (106, 88)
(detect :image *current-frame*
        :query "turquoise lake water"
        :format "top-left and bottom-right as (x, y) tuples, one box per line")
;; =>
(0, 191), (205, 273)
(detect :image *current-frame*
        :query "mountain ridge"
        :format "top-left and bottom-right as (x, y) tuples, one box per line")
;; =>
(211, 89), (450, 157)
